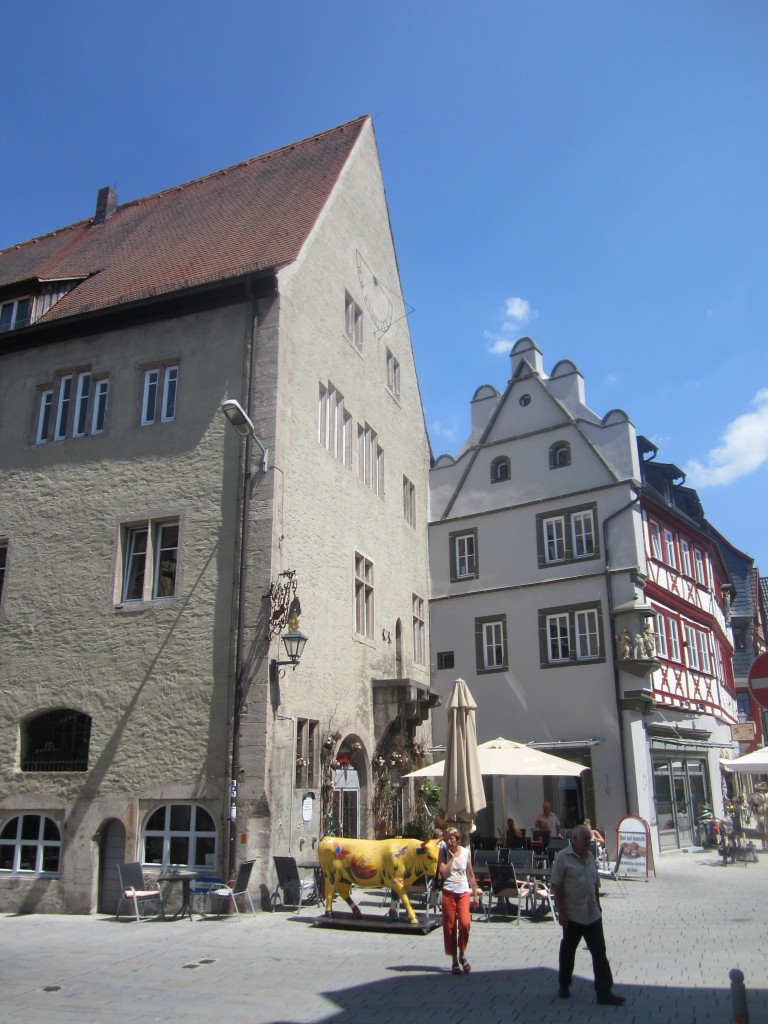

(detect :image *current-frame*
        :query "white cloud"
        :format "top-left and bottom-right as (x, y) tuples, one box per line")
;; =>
(486, 295), (538, 356)
(430, 419), (459, 443)
(685, 389), (768, 487)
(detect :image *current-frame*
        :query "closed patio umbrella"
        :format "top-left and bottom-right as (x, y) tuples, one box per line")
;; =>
(441, 678), (486, 829)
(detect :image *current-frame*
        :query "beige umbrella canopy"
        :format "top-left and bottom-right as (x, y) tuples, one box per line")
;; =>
(406, 737), (588, 779)
(440, 679), (486, 826)
(723, 747), (768, 774)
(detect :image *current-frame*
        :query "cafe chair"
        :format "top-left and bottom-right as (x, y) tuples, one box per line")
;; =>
(598, 847), (628, 896)
(269, 855), (320, 912)
(115, 862), (165, 923)
(486, 863), (532, 924)
(545, 837), (568, 866)
(203, 860), (257, 917)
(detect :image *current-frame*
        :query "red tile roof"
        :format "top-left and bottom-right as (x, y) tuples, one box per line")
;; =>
(0, 115), (369, 323)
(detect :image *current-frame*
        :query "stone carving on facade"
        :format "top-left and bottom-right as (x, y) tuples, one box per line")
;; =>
(616, 630), (632, 659)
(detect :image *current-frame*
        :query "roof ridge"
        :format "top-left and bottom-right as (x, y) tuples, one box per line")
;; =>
(1, 114), (370, 256)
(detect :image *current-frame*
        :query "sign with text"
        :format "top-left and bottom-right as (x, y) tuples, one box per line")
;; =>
(616, 814), (651, 879)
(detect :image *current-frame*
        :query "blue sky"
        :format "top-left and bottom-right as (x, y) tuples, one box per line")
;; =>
(3, 2), (767, 572)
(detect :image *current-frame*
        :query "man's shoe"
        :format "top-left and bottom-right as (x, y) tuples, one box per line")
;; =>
(558, 987), (570, 999)
(596, 992), (625, 1006)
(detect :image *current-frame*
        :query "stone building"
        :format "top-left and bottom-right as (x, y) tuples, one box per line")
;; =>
(428, 337), (737, 856)
(0, 116), (433, 913)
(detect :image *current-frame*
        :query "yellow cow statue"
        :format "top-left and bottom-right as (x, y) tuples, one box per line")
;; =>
(318, 835), (440, 924)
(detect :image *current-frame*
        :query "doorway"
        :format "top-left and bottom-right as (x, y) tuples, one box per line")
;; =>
(653, 757), (710, 850)
(97, 818), (126, 914)
(332, 767), (361, 838)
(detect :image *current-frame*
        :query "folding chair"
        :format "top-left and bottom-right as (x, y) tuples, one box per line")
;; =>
(203, 860), (256, 917)
(115, 862), (165, 922)
(598, 847), (628, 896)
(269, 856), (320, 912)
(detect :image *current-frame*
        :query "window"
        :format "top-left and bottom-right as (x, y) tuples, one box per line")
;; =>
(21, 709), (92, 772)
(386, 349), (400, 400)
(665, 616), (681, 661)
(0, 815), (61, 874)
(736, 692), (751, 718)
(491, 456), (511, 483)
(119, 518), (180, 603)
(663, 529), (677, 568)
(539, 604), (604, 666)
(654, 613), (668, 658)
(345, 292), (362, 351)
(450, 529), (478, 581)
(537, 505), (598, 567)
(412, 594), (425, 664)
(142, 803), (217, 869)
(680, 539), (692, 577)
(693, 548), (707, 585)
(318, 382), (351, 465)
(549, 441), (571, 469)
(650, 521), (662, 560)
(437, 651), (455, 670)
(295, 719), (319, 788)
(475, 615), (507, 671)
(35, 369), (109, 444)
(141, 365), (178, 425)
(356, 423), (384, 496)
(0, 540), (7, 606)
(354, 552), (374, 639)
(684, 624), (712, 673)
(403, 476), (416, 527)
(0, 297), (30, 332)
(696, 631), (711, 673)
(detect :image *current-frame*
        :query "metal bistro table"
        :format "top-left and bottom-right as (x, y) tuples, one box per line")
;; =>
(157, 870), (201, 921)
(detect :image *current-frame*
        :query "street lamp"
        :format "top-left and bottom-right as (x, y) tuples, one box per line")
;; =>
(270, 629), (309, 683)
(221, 399), (269, 472)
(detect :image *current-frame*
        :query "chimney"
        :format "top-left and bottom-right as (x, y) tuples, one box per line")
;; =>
(93, 186), (118, 225)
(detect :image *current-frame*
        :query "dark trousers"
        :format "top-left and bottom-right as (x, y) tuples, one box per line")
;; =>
(559, 916), (614, 994)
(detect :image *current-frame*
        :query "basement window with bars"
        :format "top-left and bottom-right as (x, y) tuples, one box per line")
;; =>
(21, 709), (92, 772)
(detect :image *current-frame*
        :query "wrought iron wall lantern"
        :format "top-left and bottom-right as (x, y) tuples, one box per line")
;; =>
(270, 629), (309, 683)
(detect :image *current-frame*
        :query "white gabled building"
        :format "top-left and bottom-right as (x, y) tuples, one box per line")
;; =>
(429, 337), (736, 857)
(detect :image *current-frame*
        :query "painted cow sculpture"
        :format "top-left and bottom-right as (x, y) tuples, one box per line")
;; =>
(318, 835), (440, 924)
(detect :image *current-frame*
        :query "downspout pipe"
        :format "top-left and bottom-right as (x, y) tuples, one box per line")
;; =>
(602, 489), (641, 819)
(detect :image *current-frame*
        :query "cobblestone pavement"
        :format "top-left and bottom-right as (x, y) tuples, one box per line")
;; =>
(2, 848), (767, 1023)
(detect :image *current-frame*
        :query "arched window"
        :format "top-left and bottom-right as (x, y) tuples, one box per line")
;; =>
(491, 456), (511, 483)
(0, 814), (61, 874)
(549, 442), (571, 469)
(142, 803), (217, 869)
(22, 709), (92, 772)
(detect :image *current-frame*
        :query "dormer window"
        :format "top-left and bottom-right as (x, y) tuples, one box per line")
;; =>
(0, 297), (30, 332)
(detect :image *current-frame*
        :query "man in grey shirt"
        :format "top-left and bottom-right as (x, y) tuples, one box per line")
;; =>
(550, 824), (625, 1006)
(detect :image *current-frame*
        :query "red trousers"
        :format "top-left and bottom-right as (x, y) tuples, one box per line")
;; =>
(441, 890), (471, 957)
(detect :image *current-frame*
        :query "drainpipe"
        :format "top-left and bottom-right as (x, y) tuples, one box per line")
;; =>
(602, 489), (641, 818)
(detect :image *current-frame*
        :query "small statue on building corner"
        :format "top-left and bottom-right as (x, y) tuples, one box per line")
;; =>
(639, 620), (655, 658)
(616, 630), (632, 659)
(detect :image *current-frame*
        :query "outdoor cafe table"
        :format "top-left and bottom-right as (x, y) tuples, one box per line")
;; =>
(157, 870), (201, 921)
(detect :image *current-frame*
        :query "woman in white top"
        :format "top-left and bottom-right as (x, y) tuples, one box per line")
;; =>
(438, 826), (480, 974)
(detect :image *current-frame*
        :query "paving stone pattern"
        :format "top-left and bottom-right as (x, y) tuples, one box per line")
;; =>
(3, 849), (767, 1023)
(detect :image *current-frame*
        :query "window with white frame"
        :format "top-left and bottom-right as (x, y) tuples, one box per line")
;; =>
(35, 370), (109, 444)
(476, 616), (507, 671)
(680, 539), (692, 577)
(491, 456), (511, 483)
(0, 814), (61, 875)
(665, 615), (681, 661)
(650, 521), (662, 560)
(119, 518), (180, 603)
(295, 718), (319, 788)
(142, 803), (217, 869)
(663, 528), (677, 568)
(696, 630), (711, 673)
(357, 423), (384, 496)
(537, 505), (598, 566)
(403, 476), (416, 527)
(412, 594), (425, 664)
(654, 612), (668, 658)
(318, 382), (352, 465)
(354, 552), (374, 639)
(684, 624), (699, 669)
(0, 297), (31, 332)
(539, 604), (604, 666)
(450, 529), (478, 580)
(141, 364), (178, 425)
(693, 548), (707, 585)
(345, 292), (363, 351)
(386, 348), (400, 400)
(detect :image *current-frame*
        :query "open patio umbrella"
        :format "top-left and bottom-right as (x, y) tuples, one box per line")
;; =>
(440, 678), (486, 827)
(722, 746), (768, 774)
